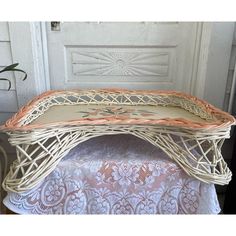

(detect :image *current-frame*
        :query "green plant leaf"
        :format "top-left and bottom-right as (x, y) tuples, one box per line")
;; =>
(0, 63), (27, 90)
(9, 69), (27, 80)
(0, 63), (19, 73)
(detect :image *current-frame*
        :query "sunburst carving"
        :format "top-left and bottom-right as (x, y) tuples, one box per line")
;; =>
(71, 51), (170, 76)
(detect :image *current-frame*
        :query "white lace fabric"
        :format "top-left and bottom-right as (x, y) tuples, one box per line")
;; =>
(3, 135), (221, 214)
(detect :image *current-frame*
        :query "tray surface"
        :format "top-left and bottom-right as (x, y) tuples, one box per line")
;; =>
(32, 104), (207, 125)
(2, 89), (235, 130)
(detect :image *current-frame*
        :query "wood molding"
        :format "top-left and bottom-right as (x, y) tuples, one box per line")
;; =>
(40, 22), (51, 91)
(30, 22), (51, 93)
(228, 61), (236, 113)
(190, 22), (213, 99)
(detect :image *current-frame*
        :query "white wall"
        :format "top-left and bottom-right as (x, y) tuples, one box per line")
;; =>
(202, 23), (234, 110)
(0, 22), (18, 125)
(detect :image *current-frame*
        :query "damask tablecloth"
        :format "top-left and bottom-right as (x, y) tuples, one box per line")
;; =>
(3, 135), (221, 214)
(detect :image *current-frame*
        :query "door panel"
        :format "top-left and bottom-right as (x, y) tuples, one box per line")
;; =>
(46, 22), (199, 92)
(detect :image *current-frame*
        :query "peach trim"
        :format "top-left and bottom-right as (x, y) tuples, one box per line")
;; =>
(1, 89), (235, 131)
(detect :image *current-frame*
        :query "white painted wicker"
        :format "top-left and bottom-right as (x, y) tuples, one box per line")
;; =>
(1, 89), (235, 192)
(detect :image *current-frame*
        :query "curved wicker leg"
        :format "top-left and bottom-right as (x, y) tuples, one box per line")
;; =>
(131, 130), (231, 185)
(2, 125), (231, 192)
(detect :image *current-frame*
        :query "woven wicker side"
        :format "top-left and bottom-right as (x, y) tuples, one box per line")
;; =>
(2, 125), (232, 193)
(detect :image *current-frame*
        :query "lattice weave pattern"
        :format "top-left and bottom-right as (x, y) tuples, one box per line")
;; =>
(1, 89), (235, 192)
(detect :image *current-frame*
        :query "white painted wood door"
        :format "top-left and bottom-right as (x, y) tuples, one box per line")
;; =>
(1, 21), (233, 121)
(46, 22), (200, 92)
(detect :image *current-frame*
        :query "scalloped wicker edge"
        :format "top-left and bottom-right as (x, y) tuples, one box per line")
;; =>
(1, 89), (235, 131)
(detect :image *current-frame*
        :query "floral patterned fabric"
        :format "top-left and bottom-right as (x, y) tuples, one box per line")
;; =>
(3, 135), (220, 214)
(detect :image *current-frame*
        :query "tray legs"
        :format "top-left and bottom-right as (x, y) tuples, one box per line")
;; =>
(3, 125), (232, 192)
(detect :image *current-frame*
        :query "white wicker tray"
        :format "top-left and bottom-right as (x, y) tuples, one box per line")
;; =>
(1, 89), (235, 192)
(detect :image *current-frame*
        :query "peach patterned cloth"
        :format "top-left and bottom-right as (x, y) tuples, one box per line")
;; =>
(3, 135), (220, 214)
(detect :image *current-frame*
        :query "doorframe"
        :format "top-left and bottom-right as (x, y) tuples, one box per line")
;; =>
(190, 22), (212, 98)
(9, 22), (50, 107)
(32, 22), (51, 93)
(9, 22), (234, 109)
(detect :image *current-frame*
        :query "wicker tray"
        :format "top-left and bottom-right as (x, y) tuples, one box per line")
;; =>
(1, 89), (235, 192)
